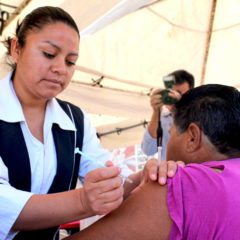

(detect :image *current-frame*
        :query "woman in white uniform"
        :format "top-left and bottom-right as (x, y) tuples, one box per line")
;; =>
(0, 6), (179, 240)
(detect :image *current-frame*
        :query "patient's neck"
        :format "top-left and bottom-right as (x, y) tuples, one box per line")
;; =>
(200, 136), (229, 163)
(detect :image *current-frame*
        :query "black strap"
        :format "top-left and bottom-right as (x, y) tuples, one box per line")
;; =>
(157, 110), (163, 147)
(48, 123), (75, 193)
(13, 228), (59, 240)
(56, 99), (84, 190)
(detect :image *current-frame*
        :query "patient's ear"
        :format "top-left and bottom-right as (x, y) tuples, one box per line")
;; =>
(186, 123), (201, 152)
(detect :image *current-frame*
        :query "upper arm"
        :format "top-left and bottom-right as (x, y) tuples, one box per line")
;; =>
(66, 181), (172, 240)
(78, 112), (111, 181)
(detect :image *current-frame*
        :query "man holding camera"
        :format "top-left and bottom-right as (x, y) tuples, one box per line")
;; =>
(141, 70), (195, 160)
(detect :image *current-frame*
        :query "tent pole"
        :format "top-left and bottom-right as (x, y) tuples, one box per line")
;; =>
(98, 121), (148, 137)
(200, 0), (217, 85)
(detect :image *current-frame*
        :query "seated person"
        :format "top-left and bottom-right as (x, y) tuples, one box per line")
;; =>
(65, 84), (240, 239)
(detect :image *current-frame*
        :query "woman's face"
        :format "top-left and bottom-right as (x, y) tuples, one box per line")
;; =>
(12, 22), (79, 101)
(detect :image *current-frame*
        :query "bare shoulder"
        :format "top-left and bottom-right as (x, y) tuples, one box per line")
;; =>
(66, 182), (172, 240)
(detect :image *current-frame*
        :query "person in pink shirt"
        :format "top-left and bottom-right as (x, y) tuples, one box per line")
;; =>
(65, 84), (240, 240)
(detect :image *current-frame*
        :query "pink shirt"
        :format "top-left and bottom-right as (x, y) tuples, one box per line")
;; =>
(167, 159), (240, 240)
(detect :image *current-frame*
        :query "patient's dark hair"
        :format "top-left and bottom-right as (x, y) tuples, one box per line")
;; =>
(173, 84), (240, 157)
(3, 6), (79, 70)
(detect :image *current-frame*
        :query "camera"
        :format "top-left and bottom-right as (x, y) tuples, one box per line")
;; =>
(158, 75), (177, 105)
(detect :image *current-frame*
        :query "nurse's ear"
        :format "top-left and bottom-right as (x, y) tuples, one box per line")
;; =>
(11, 37), (21, 63)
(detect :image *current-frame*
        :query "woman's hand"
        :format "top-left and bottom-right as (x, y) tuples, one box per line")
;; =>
(80, 166), (124, 215)
(143, 158), (185, 184)
(131, 159), (185, 194)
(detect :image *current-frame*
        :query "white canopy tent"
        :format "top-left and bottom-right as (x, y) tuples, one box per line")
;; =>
(1, 0), (240, 149)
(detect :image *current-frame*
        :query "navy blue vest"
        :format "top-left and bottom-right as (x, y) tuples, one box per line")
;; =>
(0, 99), (84, 240)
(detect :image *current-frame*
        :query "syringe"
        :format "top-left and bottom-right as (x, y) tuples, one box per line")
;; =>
(75, 147), (133, 183)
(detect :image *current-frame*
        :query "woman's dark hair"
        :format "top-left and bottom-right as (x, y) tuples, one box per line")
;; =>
(3, 6), (79, 70)
(173, 84), (240, 157)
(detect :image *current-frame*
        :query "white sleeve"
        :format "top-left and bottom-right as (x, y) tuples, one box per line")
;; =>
(141, 128), (158, 156)
(78, 111), (111, 182)
(78, 111), (134, 183)
(0, 157), (33, 240)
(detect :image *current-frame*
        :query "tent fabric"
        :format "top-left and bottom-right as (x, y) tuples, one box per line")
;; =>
(73, 0), (212, 92)
(71, 0), (158, 40)
(58, 81), (151, 149)
(205, 0), (240, 88)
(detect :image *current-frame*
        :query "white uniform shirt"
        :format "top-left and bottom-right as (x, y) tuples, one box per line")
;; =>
(0, 73), (114, 240)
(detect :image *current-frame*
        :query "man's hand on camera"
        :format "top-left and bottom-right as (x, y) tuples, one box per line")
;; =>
(150, 88), (164, 111)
